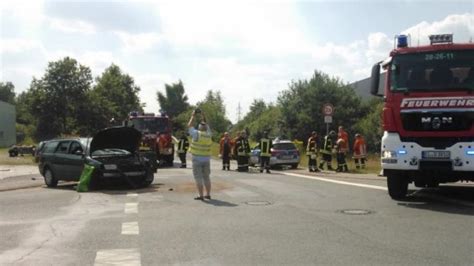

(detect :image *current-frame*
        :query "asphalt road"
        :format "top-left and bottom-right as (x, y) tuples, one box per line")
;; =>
(1, 161), (473, 265)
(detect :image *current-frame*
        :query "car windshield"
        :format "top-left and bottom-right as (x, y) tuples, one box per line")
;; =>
(91, 149), (131, 157)
(273, 143), (297, 150)
(130, 118), (168, 133)
(390, 50), (474, 92)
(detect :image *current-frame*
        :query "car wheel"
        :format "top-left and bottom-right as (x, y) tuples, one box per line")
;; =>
(43, 168), (58, 187)
(140, 170), (154, 187)
(387, 171), (408, 200)
(291, 164), (298, 169)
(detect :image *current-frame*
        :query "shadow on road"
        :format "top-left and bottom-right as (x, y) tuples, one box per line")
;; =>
(203, 198), (238, 207)
(48, 181), (165, 195)
(396, 186), (474, 216)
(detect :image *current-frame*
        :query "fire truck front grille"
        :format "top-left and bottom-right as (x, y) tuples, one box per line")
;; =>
(401, 111), (474, 131)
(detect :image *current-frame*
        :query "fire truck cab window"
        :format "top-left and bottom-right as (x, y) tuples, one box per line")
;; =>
(391, 50), (474, 92)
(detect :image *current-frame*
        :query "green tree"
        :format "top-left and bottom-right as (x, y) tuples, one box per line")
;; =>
(278, 70), (363, 142)
(15, 91), (34, 125)
(196, 90), (232, 141)
(91, 64), (142, 125)
(157, 80), (190, 118)
(0, 81), (16, 104)
(232, 100), (282, 141)
(29, 58), (92, 139)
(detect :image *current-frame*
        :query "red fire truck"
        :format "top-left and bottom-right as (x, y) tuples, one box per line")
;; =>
(126, 112), (174, 167)
(370, 34), (474, 199)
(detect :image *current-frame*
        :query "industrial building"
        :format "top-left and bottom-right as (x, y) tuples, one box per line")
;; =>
(350, 73), (386, 99)
(0, 100), (16, 147)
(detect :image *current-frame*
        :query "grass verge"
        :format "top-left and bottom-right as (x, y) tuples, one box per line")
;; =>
(0, 148), (36, 165)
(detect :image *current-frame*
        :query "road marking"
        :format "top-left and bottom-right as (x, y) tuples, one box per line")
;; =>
(124, 203), (138, 214)
(281, 172), (388, 191)
(127, 193), (138, 197)
(121, 221), (139, 235)
(94, 248), (141, 266)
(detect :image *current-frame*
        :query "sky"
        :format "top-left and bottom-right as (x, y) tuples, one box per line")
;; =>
(1, 0), (473, 122)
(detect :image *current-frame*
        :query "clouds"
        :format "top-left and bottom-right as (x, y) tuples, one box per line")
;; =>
(402, 13), (474, 45)
(1, 0), (473, 122)
(114, 31), (163, 53)
(48, 18), (96, 35)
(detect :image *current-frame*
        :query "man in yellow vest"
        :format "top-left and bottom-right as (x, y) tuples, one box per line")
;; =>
(256, 131), (272, 173)
(187, 109), (212, 201)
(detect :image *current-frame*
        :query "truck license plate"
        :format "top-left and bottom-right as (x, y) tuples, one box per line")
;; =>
(104, 164), (117, 170)
(422, 151), (450, 159)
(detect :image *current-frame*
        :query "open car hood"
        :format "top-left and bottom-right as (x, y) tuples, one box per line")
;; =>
(89, 126), (142, 154)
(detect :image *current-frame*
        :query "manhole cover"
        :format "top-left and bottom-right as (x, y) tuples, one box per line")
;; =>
(245, 201), (272, 206)
(338, 209), (373, 215)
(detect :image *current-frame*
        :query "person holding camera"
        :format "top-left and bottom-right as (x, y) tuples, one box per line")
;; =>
(187, 108), (213, 200)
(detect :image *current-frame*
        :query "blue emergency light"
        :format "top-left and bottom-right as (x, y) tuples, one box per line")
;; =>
(397, 35), (408, 48)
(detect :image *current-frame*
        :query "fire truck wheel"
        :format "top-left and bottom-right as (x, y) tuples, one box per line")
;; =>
(387, 171), (408, 200)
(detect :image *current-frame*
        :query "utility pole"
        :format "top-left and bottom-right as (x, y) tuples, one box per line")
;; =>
(237, 102), (242, 122)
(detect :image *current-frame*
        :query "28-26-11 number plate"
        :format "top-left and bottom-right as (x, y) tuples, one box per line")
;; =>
(422, 151), (450, 159)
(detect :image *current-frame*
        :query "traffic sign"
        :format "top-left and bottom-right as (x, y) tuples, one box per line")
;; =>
(322, 103), (334, 116)
(324, 116), (333, 123)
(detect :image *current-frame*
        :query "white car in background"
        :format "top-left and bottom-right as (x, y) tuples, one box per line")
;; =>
(250, 139), (300, 169)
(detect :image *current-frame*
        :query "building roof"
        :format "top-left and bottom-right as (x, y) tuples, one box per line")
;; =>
(349, 72), (386, 99)
(0, 100), (15, 109)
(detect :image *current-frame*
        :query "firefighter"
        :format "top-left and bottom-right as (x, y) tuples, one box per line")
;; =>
(234, 130), (251, 172)
(256, 131), (272, 173)
(319, 130), (336, 170)
(353, 133), (367, 169)
(335, 135), (349, 172)
(306, 131), (319, 172)
(338, 126), (349, 153)
(177, 133), (189, 168)
(219, 132), (233, 170)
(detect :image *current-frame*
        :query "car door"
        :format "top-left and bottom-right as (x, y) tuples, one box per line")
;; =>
(64, 141), (85, 181)
(52, 141), (71, 180)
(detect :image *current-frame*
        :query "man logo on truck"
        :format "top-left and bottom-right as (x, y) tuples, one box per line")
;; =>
(421, 116), (453, 129)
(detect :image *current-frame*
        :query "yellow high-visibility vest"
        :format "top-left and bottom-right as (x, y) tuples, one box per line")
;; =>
(320, 136), (333, 155)
(189, 131), (212, 156)
(260, 138), (271, 157)
(178, 139), (189, 153)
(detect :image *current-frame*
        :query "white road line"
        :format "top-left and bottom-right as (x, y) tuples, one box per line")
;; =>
(127, 193), (138, 197)
(281, 172), (388, 191)
(94, 248), (141, 266)
(124, 202), (138, 214)
(121, 221), (139, 235)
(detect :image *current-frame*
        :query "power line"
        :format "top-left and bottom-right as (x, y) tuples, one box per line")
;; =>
(237, 102), (242, 122)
